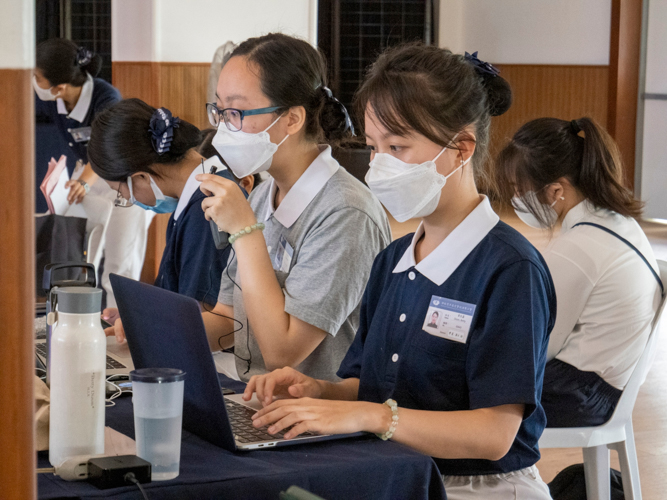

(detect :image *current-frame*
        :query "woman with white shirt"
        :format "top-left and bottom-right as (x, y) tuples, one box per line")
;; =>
(496, 116), (662, 427)
(197, 33), (391, 382)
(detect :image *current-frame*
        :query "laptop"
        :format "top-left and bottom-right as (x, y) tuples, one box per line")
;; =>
(110, 273), (359, 451)
(34, 315), (134, 377)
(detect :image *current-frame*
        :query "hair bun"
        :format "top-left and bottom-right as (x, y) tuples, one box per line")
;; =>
(464, 51), (512, 117)
(317, 85), (356, 141)
(483, 74), (512, 117)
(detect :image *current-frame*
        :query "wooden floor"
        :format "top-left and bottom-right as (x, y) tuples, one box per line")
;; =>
(389, 214), (667, 499)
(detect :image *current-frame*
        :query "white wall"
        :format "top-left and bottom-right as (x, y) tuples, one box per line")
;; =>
(0, 0), (34, 68)
(439, 0), (611, 65)
(640, 0), (667, 220)
(112, 0), (156, 62)
(112, 0), (317, 62)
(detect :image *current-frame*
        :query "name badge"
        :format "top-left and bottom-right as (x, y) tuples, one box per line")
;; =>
(273, 234), (294, 273)
(70, 126), (92, 143)
(422, 295), (476, 344)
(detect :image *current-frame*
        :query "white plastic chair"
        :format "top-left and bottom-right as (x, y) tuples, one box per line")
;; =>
(65, 194), (113, 273)
(539, 260), (667, 500)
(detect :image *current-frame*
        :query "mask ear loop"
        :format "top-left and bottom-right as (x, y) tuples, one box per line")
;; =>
(126, 176), (137, 204)
(262, 113), (291, 147)
(127, 174), (165, 206)
(549, 196), (565, 208)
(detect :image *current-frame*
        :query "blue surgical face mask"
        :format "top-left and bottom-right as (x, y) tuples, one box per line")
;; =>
(127, 174), (178, 214)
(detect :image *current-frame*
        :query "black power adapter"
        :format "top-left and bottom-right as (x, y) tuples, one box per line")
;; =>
(87, 455), (151, 490)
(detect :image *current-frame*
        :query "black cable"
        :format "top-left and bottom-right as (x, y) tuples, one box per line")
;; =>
(199, 156), (252, 374)
(124, 472), (149, 500)
(201, 242), (252, 374)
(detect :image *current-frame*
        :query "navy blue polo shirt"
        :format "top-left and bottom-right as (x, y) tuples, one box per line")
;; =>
(338, 197), (556, 476)
(35, 74), (121, 175)
(155, 159), (244, 306)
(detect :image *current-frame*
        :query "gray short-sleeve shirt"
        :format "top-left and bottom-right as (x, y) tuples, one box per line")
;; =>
(218, 146), (391, 382)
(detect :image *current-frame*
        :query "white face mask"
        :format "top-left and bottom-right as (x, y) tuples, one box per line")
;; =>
(365, 139), (471, 223)
(32, 76), (60, 101)
(512, 191), (562, 229)
(211, 115), (289, 178)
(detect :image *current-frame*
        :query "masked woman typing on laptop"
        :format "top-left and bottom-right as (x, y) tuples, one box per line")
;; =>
(494, 118), (662, 428)
(87, 98), (252, 320)
(196, 33), (391, 382)
(243, 45), (557, 500)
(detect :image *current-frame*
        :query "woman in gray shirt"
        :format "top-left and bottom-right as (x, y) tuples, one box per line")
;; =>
(198, 33), (391, 382)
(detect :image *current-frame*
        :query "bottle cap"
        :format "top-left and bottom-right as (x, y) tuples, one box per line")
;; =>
(56, 287), (102, 314)
(130, 368), (186, 383)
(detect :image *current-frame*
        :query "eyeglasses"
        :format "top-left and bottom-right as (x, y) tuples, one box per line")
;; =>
(206, 103), (283, 132)
(114, 182), (133, 208)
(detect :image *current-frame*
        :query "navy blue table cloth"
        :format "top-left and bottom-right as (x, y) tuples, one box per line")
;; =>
(38, 375), (446, 500)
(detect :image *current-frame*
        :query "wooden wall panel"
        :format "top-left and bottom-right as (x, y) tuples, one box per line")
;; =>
(489, 64), (609, 159)
(0, 69), (36, 500)
(112, 62), (211, 282)
(608, 0), (643, 188)
(111, 62), (159, 106)
(157, 63), (211, 131)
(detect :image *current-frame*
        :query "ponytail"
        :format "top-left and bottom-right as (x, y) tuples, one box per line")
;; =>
(494, 117), (642, 224)
(575, 118), (642, 218)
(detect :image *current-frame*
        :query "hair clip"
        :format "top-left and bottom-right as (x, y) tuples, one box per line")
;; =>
(76, 47), (93, 67)
(317, 84), (356, 137)
(148, 108), (181, 155)
(570, 119), (582, 135)
(464, 51), (500, 78)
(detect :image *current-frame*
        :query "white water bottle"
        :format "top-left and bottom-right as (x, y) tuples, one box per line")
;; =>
(49, 287), (106, 468)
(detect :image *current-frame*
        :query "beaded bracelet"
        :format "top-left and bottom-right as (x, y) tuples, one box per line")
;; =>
(228, 222), (265, 245)
(377, 399), (399, 441)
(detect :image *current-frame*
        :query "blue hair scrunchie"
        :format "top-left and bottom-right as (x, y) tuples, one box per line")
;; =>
(464, 51), (500, 78)
(76, 47), (93, 67)
(318, 85), (356, 137)
(148, 108), (181, 155)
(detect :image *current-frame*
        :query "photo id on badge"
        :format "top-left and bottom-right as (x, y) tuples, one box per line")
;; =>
(273, 234), (294, 273)
(422, 295), (476, 344)
(70, 126), (92, 143)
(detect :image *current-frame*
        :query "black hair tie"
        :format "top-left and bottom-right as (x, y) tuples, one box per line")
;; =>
(148, 108), (181, 155)
(76, 47), (93, 67)
(570, 119), (582, 135)
(317, 84), (356, 137)
(464, 51), (500, 78)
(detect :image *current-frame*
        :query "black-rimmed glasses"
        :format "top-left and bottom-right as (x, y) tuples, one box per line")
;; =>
(206, 103), (283, 132)
(114, 182), (133, 208)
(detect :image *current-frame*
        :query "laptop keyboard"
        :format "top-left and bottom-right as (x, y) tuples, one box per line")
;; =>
(35, 343), (127, 370)
(226, 399), (287, 443)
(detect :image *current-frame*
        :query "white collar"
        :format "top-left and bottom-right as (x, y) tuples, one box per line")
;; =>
(264, 145), (340, 228)
(174, 156), (226, 221)
(561, 199), (599, 233)
(56, 73), (94, 122)
(393, 196), (500, 285)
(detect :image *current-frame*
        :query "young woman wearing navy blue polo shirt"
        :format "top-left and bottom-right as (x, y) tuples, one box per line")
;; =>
(244, 45), (557, 499)
(87, 98), (251, 335)
(34, 39), (153, 309)
(34, 39), (119, 203)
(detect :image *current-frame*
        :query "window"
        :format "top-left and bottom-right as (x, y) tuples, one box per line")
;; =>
(35, 0), (112, 83)
(318, 0), (435, 125)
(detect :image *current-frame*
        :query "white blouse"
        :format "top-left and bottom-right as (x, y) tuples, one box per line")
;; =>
(545, 200), (661, 389)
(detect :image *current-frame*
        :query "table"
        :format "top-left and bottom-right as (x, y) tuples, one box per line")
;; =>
(38, 375), (446, 500)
